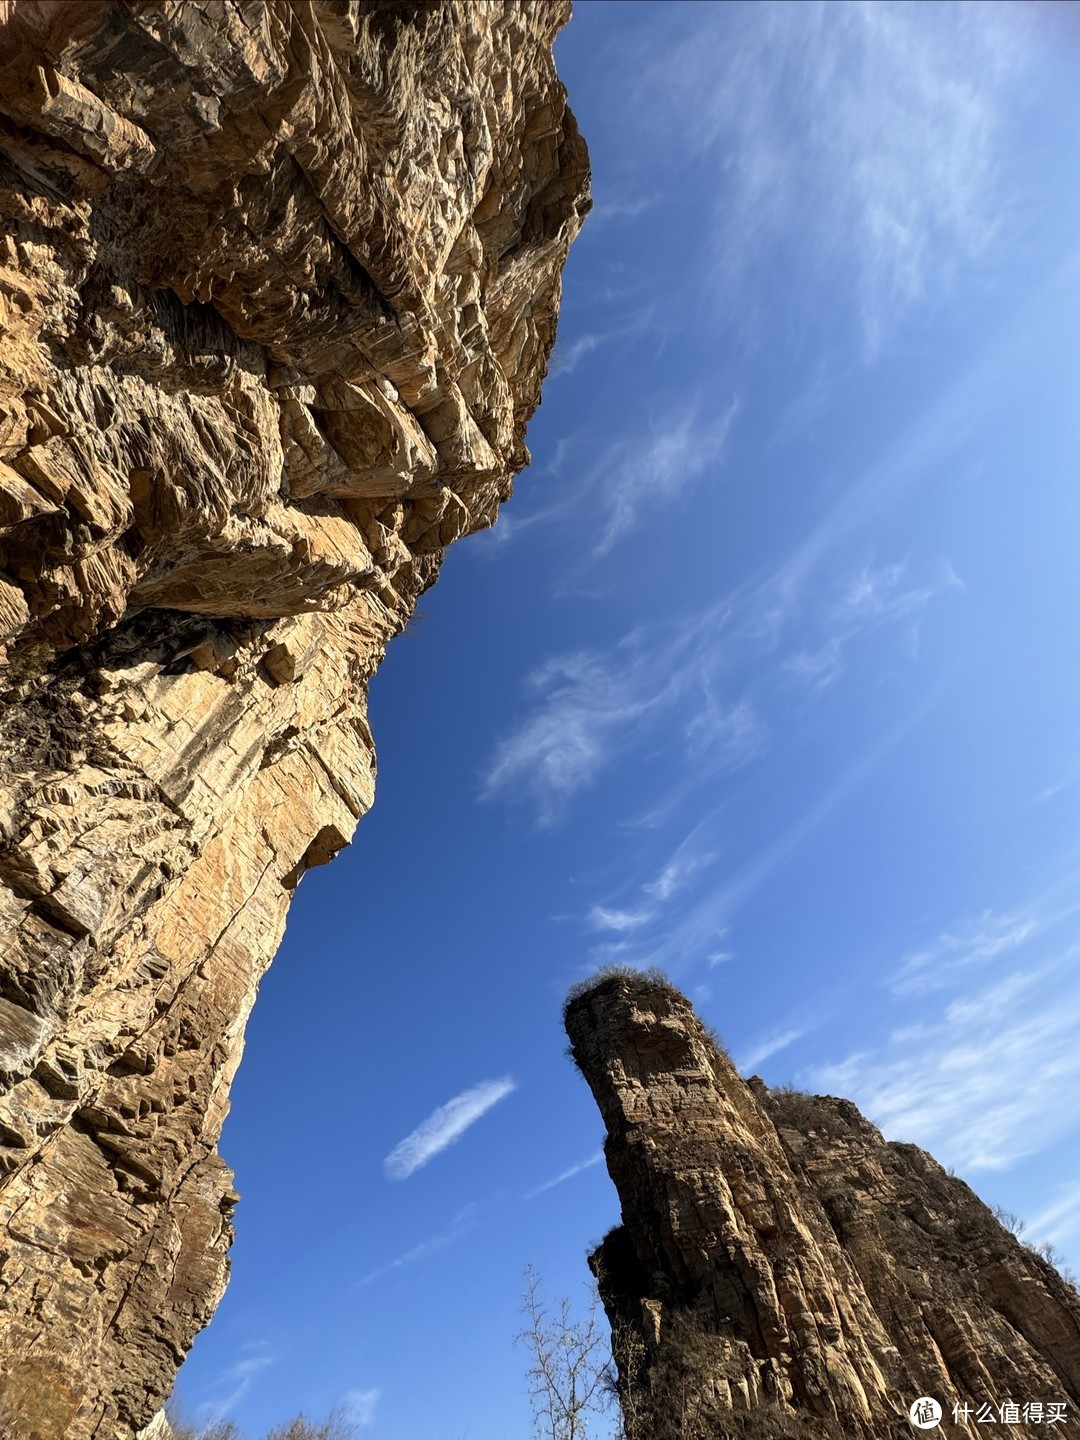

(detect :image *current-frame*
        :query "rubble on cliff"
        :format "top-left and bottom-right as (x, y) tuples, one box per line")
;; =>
(0, 4), (588, 1436)
(565, 968), (1080, 1439)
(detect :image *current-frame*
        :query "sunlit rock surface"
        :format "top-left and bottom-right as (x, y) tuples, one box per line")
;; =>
(0, 3), (588, 1434)
(566, 972), (1080, 1439)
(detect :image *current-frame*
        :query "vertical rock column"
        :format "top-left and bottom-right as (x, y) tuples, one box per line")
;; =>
(565, 971), (1080, 1439)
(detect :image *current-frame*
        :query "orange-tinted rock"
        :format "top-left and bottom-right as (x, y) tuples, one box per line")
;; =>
(0, 4), (588, 1436)
(565, 972), (1080, 1439)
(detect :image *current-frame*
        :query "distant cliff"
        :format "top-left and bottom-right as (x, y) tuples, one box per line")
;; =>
(565, 970), (1080, 1439)
(0, 4), (588, 1436)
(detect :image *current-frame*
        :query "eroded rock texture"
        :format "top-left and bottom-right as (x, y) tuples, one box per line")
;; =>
(566, 972), (1080, 1439)
(0, 4), (588, 1435)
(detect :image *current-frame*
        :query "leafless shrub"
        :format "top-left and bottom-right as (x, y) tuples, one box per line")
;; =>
(1026, 1239), (1080, 1294)
(163, 1399), (243, 1440)
(563, 967), (732, 1065)
(563, 964), (681, 1014)
(989, 1203), (1026, 1238)
(767, 1084), (823, 1132)
(518, 1265), (612, 1440)
(265, 1412), (357, 1440)
(163, 1398), (356, 1440)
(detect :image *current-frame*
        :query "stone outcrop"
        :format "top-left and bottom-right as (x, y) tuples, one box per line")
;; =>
(0, 4), (588, 1436)
(565, 971), (1080, 1439)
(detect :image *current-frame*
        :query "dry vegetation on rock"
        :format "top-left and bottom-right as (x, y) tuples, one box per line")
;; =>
(164, 1404), (357, 1440)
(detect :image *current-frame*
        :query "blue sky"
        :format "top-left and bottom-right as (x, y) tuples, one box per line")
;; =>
(176, 3), (1080, 1435)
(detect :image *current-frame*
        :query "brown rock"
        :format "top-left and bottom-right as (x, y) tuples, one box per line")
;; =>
(0, 3), (589, 1436)
(564, 971), (1080, 1439)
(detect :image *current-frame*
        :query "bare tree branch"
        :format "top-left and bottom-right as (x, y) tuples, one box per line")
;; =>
(517, 1265), (612, 1440)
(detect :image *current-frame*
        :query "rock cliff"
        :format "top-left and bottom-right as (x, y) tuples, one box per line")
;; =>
(0, 4), (588, 1436)
(565, 970), (1080, 1439)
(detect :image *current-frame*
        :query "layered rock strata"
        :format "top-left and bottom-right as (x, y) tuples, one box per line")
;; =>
(0, 4), (588, 1436)
(565, 971), (1080, 1439)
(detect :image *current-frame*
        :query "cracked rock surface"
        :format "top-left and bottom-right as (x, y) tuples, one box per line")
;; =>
(0, 3), (588, 1435)
(566, 972), (1080, 1439)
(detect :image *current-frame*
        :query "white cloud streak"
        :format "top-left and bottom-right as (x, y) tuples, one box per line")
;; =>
(737, 1026), (807, 1073)
(890, 870), (1080, 997)
(549, 305), (657, 378)
(481, 341), (983, 827)
(808, 940), (1080, 1172)
(783, 559), (962, 692)
(383, 1078), (516, 1181)
(480, 650), (667, 824)
(643, 838), (718, 902)
(480, 550), (950, 826)
(617, 702), (932, 975)
(586, 835), (721, 942)
(523, 1150), (605, 1201)
(1026, 1184), (1080, 1252)
(891, 908), (1041, 997)
(593, 400), (738, 557)
(343, 1389), (380, 1427)
(359, 1203), (483, 1287)
(631, 0), (1027, 353)
(478, 399), (734, 563)
(1037, 761), (1080, 805)
(481, 577), (776, 824)
(196, 1346), (276, 1421)
(585, 193), (659, 228)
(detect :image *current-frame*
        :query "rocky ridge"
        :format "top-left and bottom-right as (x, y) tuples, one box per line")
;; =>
(565, 970), (1080, 1439)
(0, 4), (588, 1436)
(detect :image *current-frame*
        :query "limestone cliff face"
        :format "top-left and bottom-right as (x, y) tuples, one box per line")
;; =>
(0, 5), (588, 1436)
(565, 972), (1080, 1439)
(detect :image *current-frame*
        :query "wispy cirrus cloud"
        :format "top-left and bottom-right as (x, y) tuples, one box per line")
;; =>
(593, 401), (738, 557)
(737, 1026), (807, 1074)
(359, 1203), (483, 1287)
(480, 634), (762, 825)
(890, 870), (1080, 997)
(383, 1077), (516, 1181)
(891, 908), (1041, 997)
(1037, 760), (1080, 805)
(481, 316), (996, 829)
(1027, 1183), (1080, 1253)
(595, 702), (931, 976)
(783, 559), (963, 691)
(835, 560), (962, 628)
(362, 1146), (608, 1288)
(585, 193), (659, 228)
(481, 543), (950, 827)
(343, 1389), (380, 1428)
(587, 833), (720, 940)
(195, 1343), (276, 1421)
(480, 649), (668, 824)
(808, 946), (1080, 1171)
(588, 904), (652, 937)
(523, 1150), (604, 1202)
(362, 1146), (607, 1290)
(549, 305), (657, 379)
(479, 401), (736, 564)
(625, 0), (1027, 354)
(643, 839), (718, 902)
